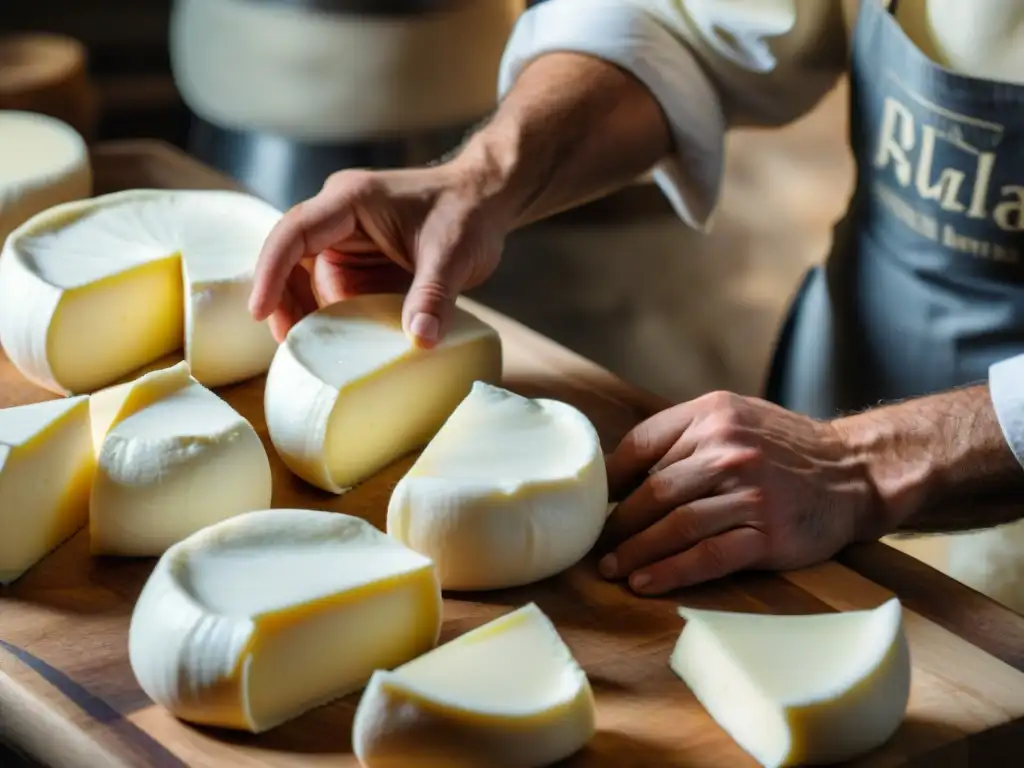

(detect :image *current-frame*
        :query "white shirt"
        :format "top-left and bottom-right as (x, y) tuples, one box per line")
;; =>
(497, 0), (1024, 465)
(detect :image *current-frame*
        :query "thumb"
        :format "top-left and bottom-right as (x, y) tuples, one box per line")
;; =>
(402, 237), (467, 349)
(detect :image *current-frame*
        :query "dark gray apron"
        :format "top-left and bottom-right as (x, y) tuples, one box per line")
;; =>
(764, 0), (1024, 419)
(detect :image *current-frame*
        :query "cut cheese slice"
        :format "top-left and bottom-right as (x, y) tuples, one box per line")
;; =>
(89, 362), (272, 556)
(353, 602), (595, 768)
(0, 395), (93, 584)
(129, 508), (442, 733)
(0, 188), (281, 395)
(0, 110), (91, 246)
(264, 294), (502, 494)
(388, 381), (609, 590)
(670, 599), (911, 767)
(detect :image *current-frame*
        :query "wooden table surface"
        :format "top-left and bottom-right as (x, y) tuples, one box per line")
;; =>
(2, 142), (1024, 767)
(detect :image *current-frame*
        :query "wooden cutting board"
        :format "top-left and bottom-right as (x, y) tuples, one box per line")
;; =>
(3, 141), (1024, 768)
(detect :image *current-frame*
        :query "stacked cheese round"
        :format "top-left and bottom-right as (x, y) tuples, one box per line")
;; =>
(89, 361), (272, 556)
(0, 110), (91, 246)
(0, 188), (281, 395)
(129, 508), (442, 733)
(388, 382), (610, 590)
(354, 602), (596, 768)
(264, 294), (503, 494)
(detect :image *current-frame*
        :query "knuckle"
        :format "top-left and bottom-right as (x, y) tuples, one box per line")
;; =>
(709, 445), (762, 473)
(698, 537), (731, 572)
(644, 472), (677, 506)
(666, 506), (702, 543)
(324, 169), (378, 197)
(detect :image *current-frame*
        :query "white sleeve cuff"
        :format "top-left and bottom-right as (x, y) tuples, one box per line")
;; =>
(497, 0), (726, 231)
(988, 354), (1024, 468)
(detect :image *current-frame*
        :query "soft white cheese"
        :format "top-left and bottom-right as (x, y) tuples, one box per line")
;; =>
(0, 188), (280, 395)
(89, 361), (272, 556)
(353, 602), (595, 768)
(0, 110), (91, 247)
(388, 381), (609, 590)
(670, 599), (911, 767)
(264, 294), (502, 494)
(0, 395), (94, 583)
(129, 508), (442, 733)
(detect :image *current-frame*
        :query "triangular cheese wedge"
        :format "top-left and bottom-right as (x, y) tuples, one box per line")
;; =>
(388, 382), (608, 590)
(354, 602), (595, 767)
(129, 508), (442, 733)
(0, 395), (93, 583)
(670, 599), (911, 767)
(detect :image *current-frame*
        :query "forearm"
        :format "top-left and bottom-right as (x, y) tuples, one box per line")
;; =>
(455, 52), (672, 228)
(834, 385), (1024, 535)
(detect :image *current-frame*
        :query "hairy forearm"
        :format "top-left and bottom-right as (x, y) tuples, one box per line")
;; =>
(453, 52), (672, 227)
(834, 385), (1024, 535)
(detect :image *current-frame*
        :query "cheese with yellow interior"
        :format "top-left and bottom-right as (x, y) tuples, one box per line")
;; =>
(0, 110), (91, 246)
(0, 188), (280, 395)
(353, 602), (595, 768)
(670, 599), (911, 767)
(0, 395), (93, 584)
(90, 361), (272, 556)
(129, 508), (442, 733)
(388, 382), (608, 590)
(264, 294), (502, 494)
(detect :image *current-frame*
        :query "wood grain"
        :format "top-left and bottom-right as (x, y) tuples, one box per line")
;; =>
(2, 142), (1024, 767)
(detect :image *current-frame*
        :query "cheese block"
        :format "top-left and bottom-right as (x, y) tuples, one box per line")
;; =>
(388, 382), (609, 590)
(0, 395), (93, 584)
(670, 599), (911, 767)
(0, 188), (281, 395)
(129, 508), (442, 733)
(264, 294), (502, 494)
(0, 111), (91, 246)
(353, 602), (595, 768)
(89, 361), (272, 556)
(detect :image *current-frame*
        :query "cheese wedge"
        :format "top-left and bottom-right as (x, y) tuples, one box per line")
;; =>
(0, 188), (280, 395)
(670, 599), (911, 767)
(0, 110), (91, 246)
(0, 395), (93, 584)
(388, 382), (609, 590)
(129, 508), (443, 733)
(264, 294), (502, 494)
(89, 361), (272, 556)
(353, 602), (595, 768)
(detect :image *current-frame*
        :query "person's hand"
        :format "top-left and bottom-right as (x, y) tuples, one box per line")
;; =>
(248, 160), (514, 346)
(598, 391), (886, 595)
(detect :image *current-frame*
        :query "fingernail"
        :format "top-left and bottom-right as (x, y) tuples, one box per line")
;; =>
(410, 313), (440, 345)
(630, 572), (652, 592)
(598, 554), (618, 579)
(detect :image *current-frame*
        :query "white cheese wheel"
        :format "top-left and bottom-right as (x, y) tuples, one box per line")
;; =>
(670, 599), (911, 767)
(89, 361), (272, 557)
(0, 395), (93, 584)
(264, 294), (502, 494)
(0, 110), (91, 246)
(129, 508), (442, 733)
(388, 381), (609, 590)
(353, 602), (595, 768)
(0, 188), (281, 395)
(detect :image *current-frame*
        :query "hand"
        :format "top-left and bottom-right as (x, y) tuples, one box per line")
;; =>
(248, 159), (514, 346)
(598, 391), (885, 595)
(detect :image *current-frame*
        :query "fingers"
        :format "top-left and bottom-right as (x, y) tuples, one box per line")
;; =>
(605, 403), (697, 500)
(400, 230), (468, 349)
(631, 526), (768, 595)
(249, 190), (360, 321)
(600, 492), (753, 583)
(314, 249), (412, 306)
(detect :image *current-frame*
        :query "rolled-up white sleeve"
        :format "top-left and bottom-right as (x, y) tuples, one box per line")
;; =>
(497, 0), (850, 231)
(989, 355), (1024, 468)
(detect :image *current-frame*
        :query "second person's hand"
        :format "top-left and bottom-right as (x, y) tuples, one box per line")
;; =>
(248, 156), (515, 347)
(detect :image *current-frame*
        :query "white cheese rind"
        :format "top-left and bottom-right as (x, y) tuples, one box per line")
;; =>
(388, 382), (609, 590)
(264, 294), (502, 494)
(353, 602), (595, 768)
(0, 188), (280, 395)
(129, 508), (442, 733)
(670, 599), (911, 768)
(89, 363), (272, 556)
(0, 111), (91, 246)
(0, 395), (93, 584)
